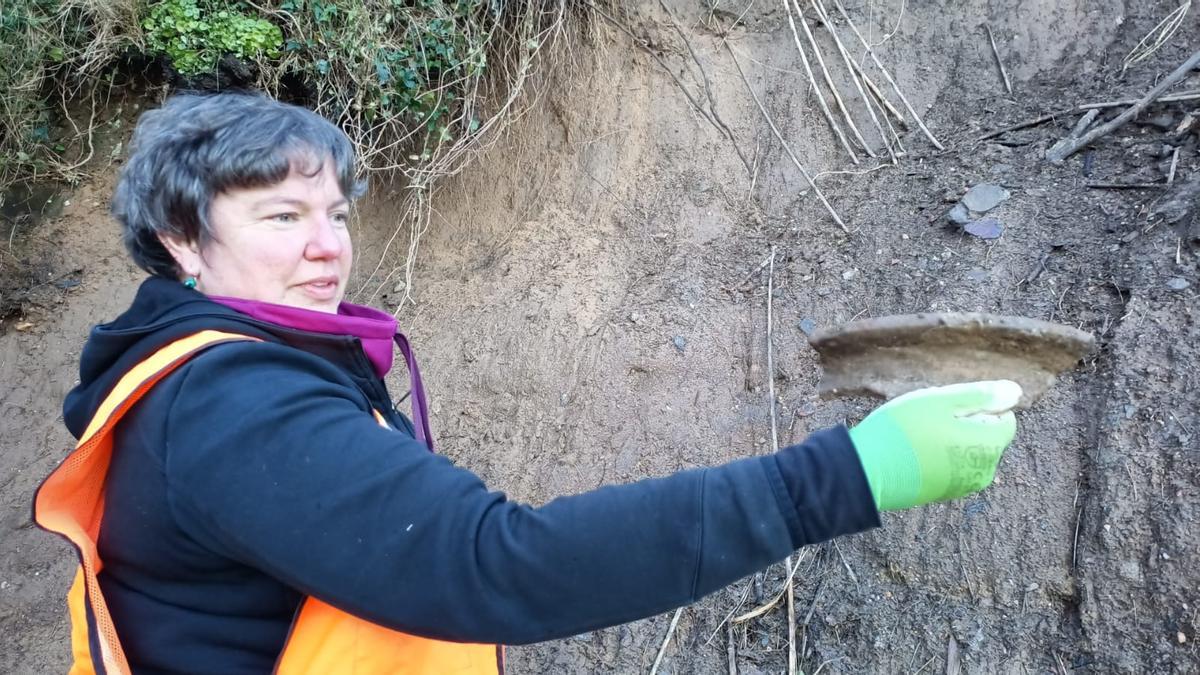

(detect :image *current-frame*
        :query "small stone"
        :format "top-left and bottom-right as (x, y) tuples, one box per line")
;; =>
(1179, 632), (1188, 644)
(629, 312), (641, 324)
(842, 269), (858, 281)
(798, 318), (817, 336)
(671, 335), (687, 353)
(1143, 113), (1176, 131)
(965, 218), (1004, 240)
(15, 321), (34, 331)
(392, 280), (406, 293)
(1118, 560), (1142, 581)
(901, 233), (910, 240)
(947, 203), (972, 226)
(1166, 277), (1190, 291)
(965, 268), (988, 282)
(961, 183), (1011, 213)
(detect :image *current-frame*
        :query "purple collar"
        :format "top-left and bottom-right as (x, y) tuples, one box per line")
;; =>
(210, 295), (433, 450)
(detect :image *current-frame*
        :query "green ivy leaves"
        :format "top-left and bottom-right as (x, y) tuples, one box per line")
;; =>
(142, 0), (283, 75)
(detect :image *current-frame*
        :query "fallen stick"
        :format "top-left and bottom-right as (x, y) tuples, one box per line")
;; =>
(1069, 109), (1100, 138)
(727, 623), (738, 675)
(1046, 48), (1200, 162)
(725, 41), (850, 232)
(1085, 182), (1167, 190)
(976, 109), (1075, 141)
(1046, 109), (1100, 157)
(782, 0), (859, 163)
(831, 0), (945, 150)
(850, 58), (908, 126)
(765, 247), (797, 675)
(649, 608), (683, 675)
(984, 24), (1013, 94)
(811, 0), (898, 163)
(1168, 147), (1181, 185)
(1078, 89), (1200, 110)
(794, 0), (875, 156)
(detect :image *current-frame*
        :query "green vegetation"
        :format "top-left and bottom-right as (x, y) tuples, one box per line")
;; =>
(2, 0), (571, 202)
(142, 0), (283, 75)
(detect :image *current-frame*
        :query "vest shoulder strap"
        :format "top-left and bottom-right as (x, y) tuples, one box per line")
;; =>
(35, 329), (260, 675)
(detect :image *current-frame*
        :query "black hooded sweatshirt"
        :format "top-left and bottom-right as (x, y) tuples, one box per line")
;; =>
(57, 276), (880, 673)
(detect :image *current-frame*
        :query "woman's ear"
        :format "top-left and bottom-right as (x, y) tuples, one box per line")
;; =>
(157, 233), (203, 279)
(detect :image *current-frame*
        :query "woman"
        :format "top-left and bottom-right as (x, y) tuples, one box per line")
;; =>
(35, 92), (1020, 674)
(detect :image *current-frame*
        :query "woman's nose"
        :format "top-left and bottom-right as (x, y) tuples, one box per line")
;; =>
(305, 216), (344, 260)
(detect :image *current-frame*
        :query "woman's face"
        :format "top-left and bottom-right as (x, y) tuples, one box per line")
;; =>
(162, 160), (353, 313)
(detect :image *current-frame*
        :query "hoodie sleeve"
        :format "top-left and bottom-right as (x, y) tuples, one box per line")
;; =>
(163, 341), (879, 645)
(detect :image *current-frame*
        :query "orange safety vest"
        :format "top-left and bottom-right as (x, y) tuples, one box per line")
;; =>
(34, 330), (503, 674)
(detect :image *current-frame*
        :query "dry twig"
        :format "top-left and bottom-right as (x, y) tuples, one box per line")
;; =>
(658, 0), (753, 175)
(831, 0), (945, 150)
(794, 0), (874, 156)
(811, 0), (897, 162)
(1047, 48), (1200, 162)
(782, 0), (859, 162)
(1123, 1), (1192, 73)
(724, 42), (849, 232)
(984, 24), (1013, 94)
(649, 608), (684, 675)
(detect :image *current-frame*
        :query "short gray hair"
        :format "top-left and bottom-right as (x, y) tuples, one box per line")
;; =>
(113, 91), (367, 278)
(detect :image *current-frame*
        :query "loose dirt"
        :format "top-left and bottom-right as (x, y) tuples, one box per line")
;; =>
(3, 1), (1197, 673)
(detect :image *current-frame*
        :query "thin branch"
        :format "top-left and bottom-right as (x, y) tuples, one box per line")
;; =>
(1047, 48), (1200, 162)
(811, 0), (897, 162)
(659, 0), (753, 175)
(782, 0), (859, 163)
(984, 24), (1013, 94)
(831, 0), (945, 150)
(725, 42), (850, 232)
(650, 608), (684, 675)
(767, 246), (796, 675)
(795, 0), (875, 156)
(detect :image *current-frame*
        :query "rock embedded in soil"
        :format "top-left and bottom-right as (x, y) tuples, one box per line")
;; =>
(965, 218), (1004, 240)
(961, 183), (1011, 213)
(1166, 277), (1190, 290)
(947, 202), (972, 226)
(807, 313), (1096, 409)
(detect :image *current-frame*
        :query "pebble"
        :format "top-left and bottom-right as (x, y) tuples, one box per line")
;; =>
(1143, 113), (1176, 131)
(964, 268), (989, 282)
(842, 269), (858, 281)
(629, 312), (641, 324)
(671, 335), (687, 353)
(1180, 632), (1188, 644)
(947, 203), (972, 226)
(961, 183), (1011, 213)
(1166, 277), (1190, 291)
(965, 218), (1004, 240)
(798, 318), (817, 336)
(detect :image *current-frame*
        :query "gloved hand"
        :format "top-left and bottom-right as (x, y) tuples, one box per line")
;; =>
(848, 380), (1022, 512)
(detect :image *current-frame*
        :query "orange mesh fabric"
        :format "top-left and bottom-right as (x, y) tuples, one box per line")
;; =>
(35, 331), (260, 675)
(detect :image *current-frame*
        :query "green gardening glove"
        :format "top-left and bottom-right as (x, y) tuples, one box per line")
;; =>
(848, 380), (1022, 511)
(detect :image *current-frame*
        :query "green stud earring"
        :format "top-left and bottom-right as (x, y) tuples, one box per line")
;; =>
(183, 276), (198, 289)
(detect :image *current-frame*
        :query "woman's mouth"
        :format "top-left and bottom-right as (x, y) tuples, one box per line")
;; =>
(299, 277), (339, 300)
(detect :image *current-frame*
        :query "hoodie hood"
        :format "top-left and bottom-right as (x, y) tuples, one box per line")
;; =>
(63, 276), (373, 439)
